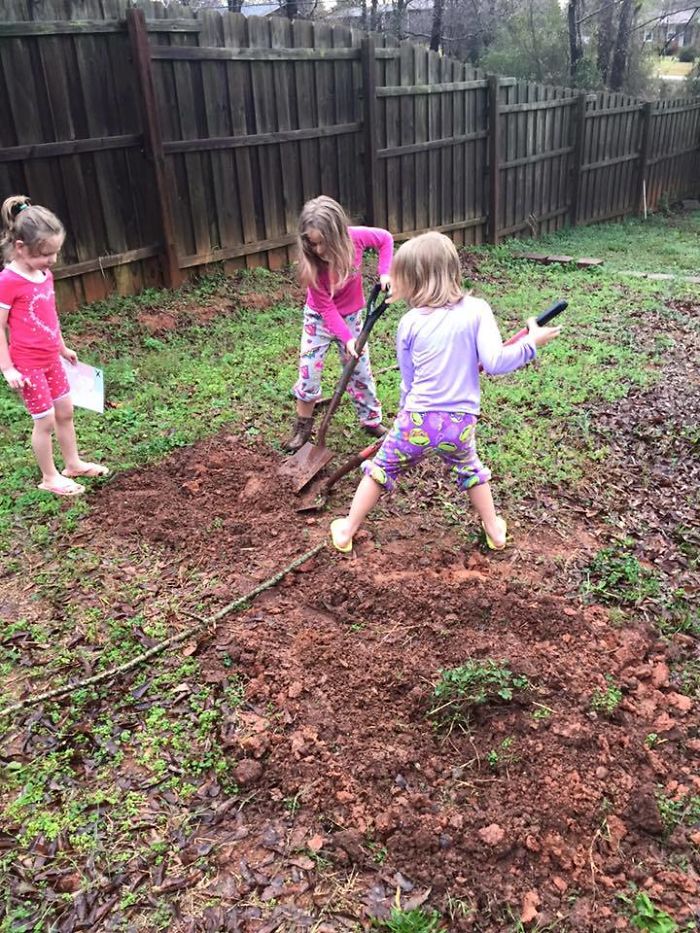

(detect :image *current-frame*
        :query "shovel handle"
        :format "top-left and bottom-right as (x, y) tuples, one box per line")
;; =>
(503, 298), (568, 346)
(316, 285), (390, 446)
(478, 298), (567, 373)
(325, 436), (384, 491)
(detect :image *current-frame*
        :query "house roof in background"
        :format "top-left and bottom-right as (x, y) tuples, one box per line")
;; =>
(657, 6), (699, 25)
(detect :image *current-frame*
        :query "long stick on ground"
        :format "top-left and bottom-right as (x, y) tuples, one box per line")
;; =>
(0, 541), (326, 719)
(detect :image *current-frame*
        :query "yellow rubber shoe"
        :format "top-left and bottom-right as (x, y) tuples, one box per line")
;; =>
(330, 518), (353, 554)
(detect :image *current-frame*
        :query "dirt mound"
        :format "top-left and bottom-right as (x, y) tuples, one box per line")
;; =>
(86, 435), (699, 930)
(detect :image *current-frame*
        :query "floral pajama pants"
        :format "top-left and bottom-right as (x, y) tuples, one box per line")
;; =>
(362, 409), (491, 492)
(292, 306), (383, 427)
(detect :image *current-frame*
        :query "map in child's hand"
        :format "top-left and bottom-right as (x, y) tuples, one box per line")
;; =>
(61, 359), (104, 414)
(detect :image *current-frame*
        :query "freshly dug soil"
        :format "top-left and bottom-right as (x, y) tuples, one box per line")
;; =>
(85, 434), (699, 931)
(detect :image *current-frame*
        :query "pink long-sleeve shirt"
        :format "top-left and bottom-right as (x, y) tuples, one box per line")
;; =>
(305, 226), (394, 344)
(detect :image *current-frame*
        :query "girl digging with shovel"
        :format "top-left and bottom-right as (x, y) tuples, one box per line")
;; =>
(283, 196), (393, 452)
(330, 232), (562, 554)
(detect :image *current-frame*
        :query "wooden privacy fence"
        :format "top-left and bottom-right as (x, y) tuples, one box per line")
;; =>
(1, 0), (699, 309)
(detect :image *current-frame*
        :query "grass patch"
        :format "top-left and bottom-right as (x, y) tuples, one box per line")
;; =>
(496, 210), (700, 274)
(373, 907), (444, 932)
(429, 659), (530, 730)
(2, 216), (698, 553)
(582, 547), (661, 606)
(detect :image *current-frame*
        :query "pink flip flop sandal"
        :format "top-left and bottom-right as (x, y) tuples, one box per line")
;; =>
(61, 463), (109, 479)
(38, 479), (85, 497)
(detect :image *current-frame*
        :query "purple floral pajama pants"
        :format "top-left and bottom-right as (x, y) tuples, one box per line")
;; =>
(292, 306), (383, 427)
(362, 409), (491, 492)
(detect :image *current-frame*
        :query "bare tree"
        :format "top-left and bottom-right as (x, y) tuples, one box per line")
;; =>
(430, 0), (445, 49)
(609, 0), (640, 90)
(597, 0), (616, 82)
(567, 0), (583, 81)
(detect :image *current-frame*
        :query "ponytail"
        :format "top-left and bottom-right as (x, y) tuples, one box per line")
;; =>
(1, 195), (64, 264)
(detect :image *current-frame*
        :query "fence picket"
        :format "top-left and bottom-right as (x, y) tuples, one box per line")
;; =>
(1, 2), (697, 299)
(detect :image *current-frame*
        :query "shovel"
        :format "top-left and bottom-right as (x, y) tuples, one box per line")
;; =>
(279, 284), (390, 493)
(295, 436), (385, 512)
(295, 296), (568, 512)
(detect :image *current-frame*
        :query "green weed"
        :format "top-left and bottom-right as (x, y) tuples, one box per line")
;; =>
(590, 675), (623, 717)
(368, 841), (389, 864)
(486, 736), (519, 771)
(429, 659), (530, 729)
(372, 907), (443, 932)
(532, 703), (553, 721)
(619, 891), (680, 932)
(582, 547), (661, 606)
(656, 790), (700, 834)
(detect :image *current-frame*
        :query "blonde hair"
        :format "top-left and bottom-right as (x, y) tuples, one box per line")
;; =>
(297, 196), (355, 291)
(391, 232), (464, 309)
(1, 195), (65, 264)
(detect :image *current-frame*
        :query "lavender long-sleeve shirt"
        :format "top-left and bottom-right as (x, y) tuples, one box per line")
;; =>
(397, 295), (537, 415)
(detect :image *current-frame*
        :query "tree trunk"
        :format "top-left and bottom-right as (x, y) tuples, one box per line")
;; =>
(609, 0), (635, 91)
(285, 0), (298, 19)
(228, 0), (242, 10)
(395, 0), (406, 40)
(370, 0), (378, 32)
(430, 0), (445, 51)
(567, 0), (583, 82)
(597, 0), (615, 84)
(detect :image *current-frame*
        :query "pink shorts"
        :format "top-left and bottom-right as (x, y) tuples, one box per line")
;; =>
(17, 357), (70, 419)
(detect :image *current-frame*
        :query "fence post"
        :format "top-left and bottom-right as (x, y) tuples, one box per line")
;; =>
(362, 36), (379, 226)
(569, 92), (588, 227)
(636, 101), (653, 216)
(126, 8), (183, 289)
(487, 75), (501, 245)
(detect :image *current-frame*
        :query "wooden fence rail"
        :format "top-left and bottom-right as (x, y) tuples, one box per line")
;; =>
(1, 0), (699, 309)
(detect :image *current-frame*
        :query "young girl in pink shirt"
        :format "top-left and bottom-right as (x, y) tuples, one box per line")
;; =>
(0, 195), (108, 496)
(283, 196), (393, 452)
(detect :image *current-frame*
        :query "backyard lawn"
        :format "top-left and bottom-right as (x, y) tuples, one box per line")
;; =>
(1, 210), (698, 932)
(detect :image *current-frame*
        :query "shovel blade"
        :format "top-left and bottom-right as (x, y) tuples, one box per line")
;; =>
(295, 483), (330, 513)
(278, 441), (335, 493)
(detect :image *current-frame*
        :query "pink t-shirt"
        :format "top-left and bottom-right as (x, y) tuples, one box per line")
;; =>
(0, 267), (62, 369)
(305, 226), (394, 344)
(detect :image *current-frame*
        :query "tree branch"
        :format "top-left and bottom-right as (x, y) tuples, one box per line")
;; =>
(577, 0), (626, 28)
(632, 3), (699, 32)
(0, 541), (327, 719)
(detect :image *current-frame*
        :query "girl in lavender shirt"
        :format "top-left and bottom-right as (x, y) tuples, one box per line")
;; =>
(283, 197), (392, 452)
(330, 232), (561, 553)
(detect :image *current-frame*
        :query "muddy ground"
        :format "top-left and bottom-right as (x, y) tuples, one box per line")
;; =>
(1, 293), (698, 932)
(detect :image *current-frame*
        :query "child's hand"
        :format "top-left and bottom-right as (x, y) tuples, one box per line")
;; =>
(61, 346), (78, 365)
(345, 338), (359, 360)
(379, 274), (391, 293)
(527, 317), (562, 348)
(2, 367), (30, 390)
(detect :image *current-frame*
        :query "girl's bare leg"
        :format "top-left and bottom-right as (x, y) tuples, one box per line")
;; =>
(54, 396), (107, 475)
(467, 481), (507, 548)
(332, 475), (382, 548)
(32, 413), (62, 484)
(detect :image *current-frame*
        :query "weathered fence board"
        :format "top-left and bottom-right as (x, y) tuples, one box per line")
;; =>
(0, 0), (698, 306)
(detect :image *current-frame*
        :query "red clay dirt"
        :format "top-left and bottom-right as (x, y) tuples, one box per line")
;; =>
(83, 434), (699, 931)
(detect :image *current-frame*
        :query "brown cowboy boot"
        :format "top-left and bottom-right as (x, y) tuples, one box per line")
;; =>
(283, 415), (314, 452)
